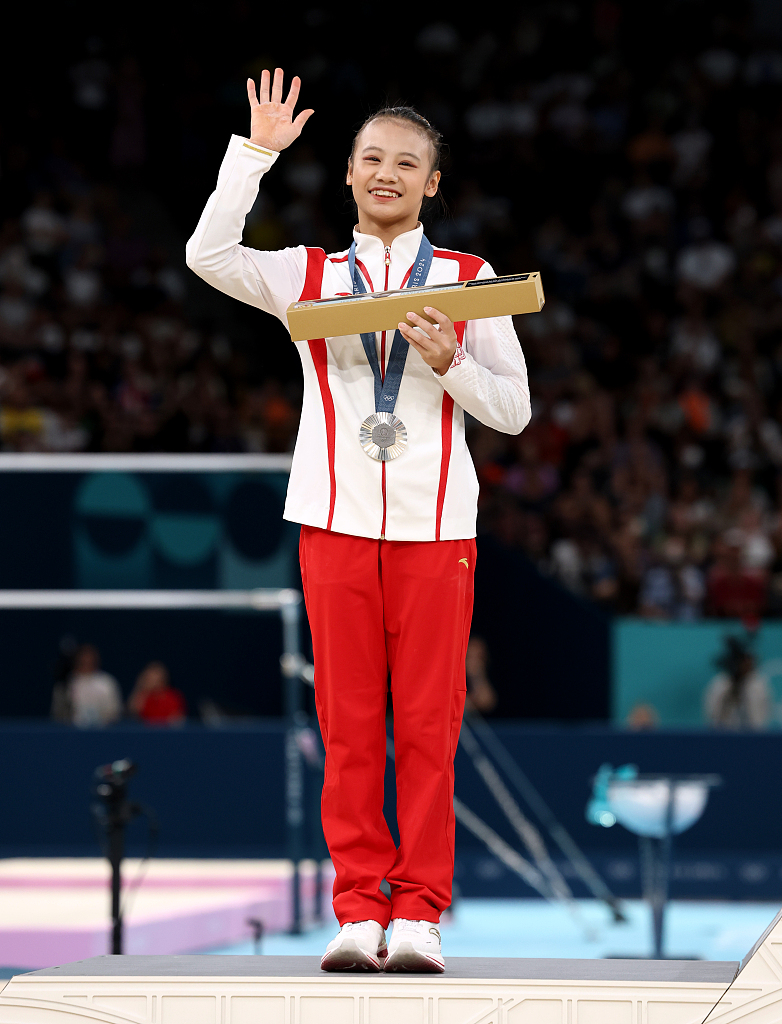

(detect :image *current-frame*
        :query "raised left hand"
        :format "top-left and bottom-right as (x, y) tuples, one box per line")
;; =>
(397, 306), (457, 376)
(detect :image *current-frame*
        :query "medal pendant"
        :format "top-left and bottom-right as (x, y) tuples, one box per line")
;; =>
(359, 412), (407, 461)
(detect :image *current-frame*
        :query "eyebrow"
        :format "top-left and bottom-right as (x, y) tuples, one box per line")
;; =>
(360, 146), (421, 160)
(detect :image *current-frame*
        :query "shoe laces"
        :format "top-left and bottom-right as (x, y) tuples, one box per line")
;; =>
(342, 920), (377, 933)
(393, 918), (426, 933)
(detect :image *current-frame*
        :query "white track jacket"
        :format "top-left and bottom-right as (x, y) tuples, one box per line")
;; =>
(186, 135), (532, 541)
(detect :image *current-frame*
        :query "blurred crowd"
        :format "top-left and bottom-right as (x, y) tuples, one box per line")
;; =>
(0, 176), (299, 455)
(2, 3), (782, 617)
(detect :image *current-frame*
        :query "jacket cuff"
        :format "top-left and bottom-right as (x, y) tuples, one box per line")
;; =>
(230, 135), (280, 171)
(433, 342), (468, 378)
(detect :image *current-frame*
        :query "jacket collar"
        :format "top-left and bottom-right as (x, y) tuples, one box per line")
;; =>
(352, 223), (425, 286)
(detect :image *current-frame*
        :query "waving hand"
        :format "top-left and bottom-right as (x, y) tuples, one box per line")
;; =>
(246, 68), (314, 153)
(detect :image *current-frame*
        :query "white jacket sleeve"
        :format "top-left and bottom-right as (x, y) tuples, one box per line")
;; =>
(435, 261), (533, 434)
(185, 135), (307, 328)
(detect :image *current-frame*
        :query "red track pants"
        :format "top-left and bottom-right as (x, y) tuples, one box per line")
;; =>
(300, 525), (476, 926)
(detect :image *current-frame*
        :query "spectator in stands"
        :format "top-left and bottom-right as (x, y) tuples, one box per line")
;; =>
(706, 531), (768, 622)
(64, 644), (122, 728)
(704, 635), (772, 730)
(128, 661), (186, 726)
(639, 535), (706, 620)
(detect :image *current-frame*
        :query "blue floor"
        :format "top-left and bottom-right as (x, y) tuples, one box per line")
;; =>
(209, 898), (780, 962)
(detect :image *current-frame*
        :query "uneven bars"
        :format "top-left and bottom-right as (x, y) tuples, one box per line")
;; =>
(0, 454), (292, 471)
(0, 589), (300, 610)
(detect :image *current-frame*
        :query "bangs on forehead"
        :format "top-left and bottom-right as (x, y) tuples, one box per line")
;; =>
(350, 106), (442, 172)
(358, 133), (432, 163)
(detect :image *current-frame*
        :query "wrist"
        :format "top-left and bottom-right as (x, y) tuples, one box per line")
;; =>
(248, 137), (280, 154)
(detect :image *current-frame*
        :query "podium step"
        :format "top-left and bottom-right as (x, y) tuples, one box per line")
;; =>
(0, 951), (744, 1024)
(4, 908), (782, 1023)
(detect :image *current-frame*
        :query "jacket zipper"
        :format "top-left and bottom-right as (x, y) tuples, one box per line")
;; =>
(380, 246), (391, 539)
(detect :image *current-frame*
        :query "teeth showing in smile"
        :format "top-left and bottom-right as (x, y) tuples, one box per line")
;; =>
(371, 190), (400, 197)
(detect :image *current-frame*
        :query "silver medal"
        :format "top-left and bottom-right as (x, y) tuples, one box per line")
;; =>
(359, 412), (407, 461)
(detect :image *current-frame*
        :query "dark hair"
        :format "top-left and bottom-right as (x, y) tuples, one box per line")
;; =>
(350, 105), (443, 173)
(348, 106), (446, 218)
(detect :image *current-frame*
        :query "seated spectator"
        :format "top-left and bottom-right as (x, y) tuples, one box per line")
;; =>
(65, 644), (122, 728)
(128, 661), (186, 726)
(639, 535), (706, 620)
(704, 636), (772, 730)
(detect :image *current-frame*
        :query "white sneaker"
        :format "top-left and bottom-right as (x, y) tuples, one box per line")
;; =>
(320, 920), (388, 972)
(384, 918), (445, 973)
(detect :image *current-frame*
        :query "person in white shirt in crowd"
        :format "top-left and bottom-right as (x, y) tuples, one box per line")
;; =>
(186, 69), (531, 973)
(66, 643), (123, 728)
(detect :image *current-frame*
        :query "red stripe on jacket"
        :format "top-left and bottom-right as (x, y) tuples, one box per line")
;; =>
(300, 248), (337, 531)
(432, 251), (485, 540)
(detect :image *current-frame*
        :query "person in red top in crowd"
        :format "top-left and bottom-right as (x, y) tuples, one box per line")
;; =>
(706, 530), (768, 622)
(128, 662), (186, 726)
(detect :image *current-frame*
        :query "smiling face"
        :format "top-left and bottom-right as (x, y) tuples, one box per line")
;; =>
(347, 119), (441, 243)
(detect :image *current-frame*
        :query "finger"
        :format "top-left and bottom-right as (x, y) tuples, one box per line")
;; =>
(398, 322), (434, 345)
(271, 67), (284, 104)
(406, 311), (437, 339)
(246, 78), (258, 107)
(406, 310), (437, 328)
(423, 305), (453, 329)
(259, 69), (270, 105)
(398, 324), (427, 352)
(293, 108), (315, 131)
(285, 75), (301, 109)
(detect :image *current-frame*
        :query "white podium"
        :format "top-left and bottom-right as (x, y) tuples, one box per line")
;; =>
(3, 910), (782, 1024)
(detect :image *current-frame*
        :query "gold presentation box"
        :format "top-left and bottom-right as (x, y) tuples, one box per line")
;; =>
(286, 272), (545, 342)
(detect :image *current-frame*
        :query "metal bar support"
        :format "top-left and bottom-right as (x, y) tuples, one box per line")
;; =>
(280, 592), (305, 934)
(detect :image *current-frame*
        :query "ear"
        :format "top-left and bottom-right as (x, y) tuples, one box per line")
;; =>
(424, 169), (441, 198)
(346, 160), (353, 186)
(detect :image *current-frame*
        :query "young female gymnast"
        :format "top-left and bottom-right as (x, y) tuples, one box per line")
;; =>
(186, 68), (531, 972)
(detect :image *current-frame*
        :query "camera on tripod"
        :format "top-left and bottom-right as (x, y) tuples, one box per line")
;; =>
(94, 759), (137, 799)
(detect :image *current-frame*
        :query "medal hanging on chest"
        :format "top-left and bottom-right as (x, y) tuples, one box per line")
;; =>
(349, 235), (434, 462)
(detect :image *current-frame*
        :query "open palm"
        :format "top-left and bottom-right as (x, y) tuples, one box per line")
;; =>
(247, 68), (314, 153)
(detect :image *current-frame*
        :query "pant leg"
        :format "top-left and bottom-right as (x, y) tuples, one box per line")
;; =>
(382, 536), (476, 922)
(299, 525), (397, 927)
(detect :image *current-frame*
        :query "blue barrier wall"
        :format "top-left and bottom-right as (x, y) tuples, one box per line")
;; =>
(1, 722), (780, 899)
(612, 619), (782, 727)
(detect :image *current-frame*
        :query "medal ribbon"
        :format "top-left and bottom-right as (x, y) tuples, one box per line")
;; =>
(348, 234), (434, 415)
